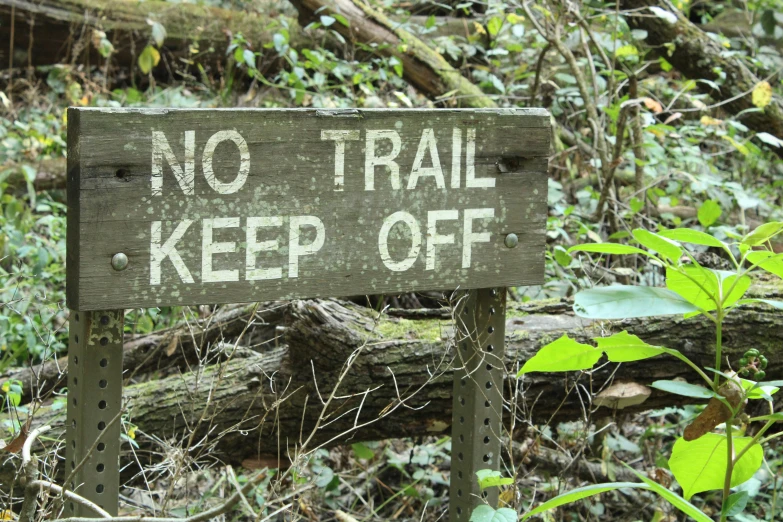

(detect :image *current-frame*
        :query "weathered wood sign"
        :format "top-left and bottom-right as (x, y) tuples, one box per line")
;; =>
(66, 108), (549, 310)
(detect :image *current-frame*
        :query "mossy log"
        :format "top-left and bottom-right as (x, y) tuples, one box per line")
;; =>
(287, 0), (496, 107)
(0, 0), (297, 75)
(2, 291), (782, 486)
(620, 0), (783, 151)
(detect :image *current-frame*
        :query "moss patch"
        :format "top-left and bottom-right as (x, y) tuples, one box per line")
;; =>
(376, 317), (449, 342)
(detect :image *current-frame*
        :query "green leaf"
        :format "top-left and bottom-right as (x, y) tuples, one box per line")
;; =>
(724, 490), (749, 517)
(698, 200), (722, 227)
(521, 482), (641, 520)
(137, 45), (160, 74)
(425, 15), (436, 29)
(243, 49), (257, 69)
(622, 465), (713, 522)
(615, 44), (638, 58)
(742, 221), (783, 246)
(553, 245), (571, 267)
(313, 465), (334, 488)
(332, 14), (349, 26)
(669, 433), (763, 500)
(568, 243), (651, 257)
(476, 470), (514, 490)
(632, 229), (682, 264)
(471, 505), (517, 522)
(351, 442), (374, 460)
(737, 298), (783, 309)
(573, 286), (699, 319)
(739, 378), (779, 400)
(746, 251), (783, 279)
(517, 335), (601, 375)
(651, 380), (715, 399)
(657, 228), (727, 248)
(487, 17), (503, 37)
(750, 412), (783, 422)
(150, 21), (167, 47)
(756, 132), (783, 148)
(666, 266), (750, 312)
(595, 331), (666, 362)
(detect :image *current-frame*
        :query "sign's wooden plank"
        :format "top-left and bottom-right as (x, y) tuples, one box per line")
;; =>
(67, 108), (550, 310)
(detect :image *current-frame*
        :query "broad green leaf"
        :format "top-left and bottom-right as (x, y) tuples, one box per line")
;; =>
(739, 378), (779, 400)
(487, 17), (503, 37)
(632, 229), (682, 263)
(737, 298), (783, 309)
(698, 200), (722, 227)
(520, 482), (642, 520)
(746, 251), (783, 279)
(568, 243), (651, 257)
(669, 434), (763, 499)
(742, 221), (783, 246)
(517, 335), (601, 375)
(573, 285), (699, 319)
(595, 331), (666, 362)
(651, 380), (715, 399)
(666, 266), (750, 312)
(351, 442), (374, 460)
(471, 505), (516, 522)
(623, 465), (713, 522)
(658, 228), (727, 248)
(137, 45), (160, 74)
(724, 490), (749, 517)
(313, 465), (334, 488)
(476, 470), (514, 490)
(751, 412), (783, 422)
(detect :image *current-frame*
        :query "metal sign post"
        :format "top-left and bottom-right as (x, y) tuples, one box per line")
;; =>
(65, 108), (549, 517)
(65, 310), (124, 517)
(450, 288), (506, 520)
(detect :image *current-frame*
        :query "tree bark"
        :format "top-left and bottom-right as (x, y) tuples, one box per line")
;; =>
(287, 0), (496, 107)
(620, 0), (783, 149)
(0, 0), (297, 74)
(3, 290), (782, 485)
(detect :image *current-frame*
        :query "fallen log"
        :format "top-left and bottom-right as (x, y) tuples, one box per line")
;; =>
(287, 0), (496, 107)
(0, 0), (297, 76)
(620, 0), (783, 150)
(1, 158), (66, 193)
(2, 303), (283, 405)
(2, 291), (782, 486)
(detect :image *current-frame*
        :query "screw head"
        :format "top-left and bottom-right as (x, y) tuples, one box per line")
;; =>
(504, 233), (519, 248)
(111, 252), (128, 271)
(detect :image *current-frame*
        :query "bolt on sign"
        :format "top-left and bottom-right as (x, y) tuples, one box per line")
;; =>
(65, 108), (550, 520)
(66, 108), (549, 310)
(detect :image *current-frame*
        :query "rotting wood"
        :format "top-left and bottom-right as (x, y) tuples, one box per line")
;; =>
(3, 291), (782, 485)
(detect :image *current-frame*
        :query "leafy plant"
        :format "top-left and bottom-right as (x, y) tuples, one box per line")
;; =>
(517, 223), (783, 521)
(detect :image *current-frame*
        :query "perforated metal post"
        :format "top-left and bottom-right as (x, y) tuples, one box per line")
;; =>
(450, 288), (506, 521)
(65, 309), (124, 517)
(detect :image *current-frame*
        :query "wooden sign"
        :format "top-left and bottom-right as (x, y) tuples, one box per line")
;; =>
(66, 108), (550, 310)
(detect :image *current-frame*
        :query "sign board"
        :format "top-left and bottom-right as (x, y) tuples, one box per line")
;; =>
(66, 108), (550, 310)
